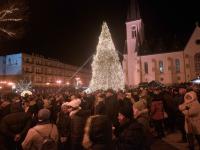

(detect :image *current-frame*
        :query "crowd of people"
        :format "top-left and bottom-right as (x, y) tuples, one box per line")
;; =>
(0, 83), (200, 150)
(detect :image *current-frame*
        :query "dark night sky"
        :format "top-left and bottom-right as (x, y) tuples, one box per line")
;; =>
(0, 0), (199, 66)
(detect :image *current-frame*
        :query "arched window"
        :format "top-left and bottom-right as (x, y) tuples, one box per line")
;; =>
(159, 61), (164, 73)
(175, 59), (180, 73)
(144, 62), (148, 74)
(195, 53), (200, 75)
(131, 26), (136, 39)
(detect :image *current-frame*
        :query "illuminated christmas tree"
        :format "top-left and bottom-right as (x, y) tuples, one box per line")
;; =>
(89, 22), (125, 91)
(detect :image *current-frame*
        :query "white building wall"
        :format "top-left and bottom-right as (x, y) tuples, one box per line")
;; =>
(140, 51), (185, 84)
(122, 54), (128, 85)
(184, 25), (200, 79)
(124, 19), (143, 87)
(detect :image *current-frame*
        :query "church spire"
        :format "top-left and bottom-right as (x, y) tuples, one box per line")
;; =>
(127, 0), (141, 21)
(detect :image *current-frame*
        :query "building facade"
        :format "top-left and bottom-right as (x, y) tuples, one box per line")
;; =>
(123, 0), (200, 87)
(0, 53), (91, 87)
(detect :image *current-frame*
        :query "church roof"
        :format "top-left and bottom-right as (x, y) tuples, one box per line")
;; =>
(127, 0), (141, 21)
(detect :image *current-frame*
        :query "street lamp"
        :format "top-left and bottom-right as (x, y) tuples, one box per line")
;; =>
(0, 81), (7, 84)
(56, 80), (62, 84)
(7, 82), (14, 86)
(56, 80), (62, 88)
(7, 82), (16, 90)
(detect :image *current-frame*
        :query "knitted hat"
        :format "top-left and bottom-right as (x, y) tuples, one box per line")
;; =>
(66, 99), (81, 108)
(38, 108), (50, 122)
(119, 102), (133, 119)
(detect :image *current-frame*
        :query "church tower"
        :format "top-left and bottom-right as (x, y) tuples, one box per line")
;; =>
(122, 0), (144, 87)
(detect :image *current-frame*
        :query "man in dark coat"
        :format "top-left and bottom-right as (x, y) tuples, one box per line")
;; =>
(105, 89), (119, 130)
(66, 99), (88, 150)
(115, 101), (147, 150)
(175, 85), (187, 142)
(0, 104), (32, 150)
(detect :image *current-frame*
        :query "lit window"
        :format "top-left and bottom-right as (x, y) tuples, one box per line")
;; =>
(131, 26), (136, 38)
(159, 61), (164, 73)
(195, 53), (200, 75)
(144, 62), (148, 74)
(175, 59), (180, 73)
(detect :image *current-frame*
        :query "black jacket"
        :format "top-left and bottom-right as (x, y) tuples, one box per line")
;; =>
(0, 112), (32, 138)
(115, 119), (146, 150)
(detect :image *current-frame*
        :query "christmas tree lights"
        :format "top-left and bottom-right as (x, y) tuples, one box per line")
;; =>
(89, 22), (125, 91)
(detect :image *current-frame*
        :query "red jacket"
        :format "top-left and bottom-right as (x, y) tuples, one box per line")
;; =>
(151, 101), (164, 120)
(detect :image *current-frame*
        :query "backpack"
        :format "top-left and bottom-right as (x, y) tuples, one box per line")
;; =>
(34, 124), (57, 150)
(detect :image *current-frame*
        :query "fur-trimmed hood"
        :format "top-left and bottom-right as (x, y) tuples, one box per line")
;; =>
(184, 91), (198, 103)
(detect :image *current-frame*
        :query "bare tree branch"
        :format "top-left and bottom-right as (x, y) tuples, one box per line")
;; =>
(0, 18), (22, 22)
(0, 0), (28, 39)
(0, 27), (16, 37)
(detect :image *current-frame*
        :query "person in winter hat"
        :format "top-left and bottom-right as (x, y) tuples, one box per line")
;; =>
(38, 108), (51, 123)
(22, 109), (58, 150)
(67, 99), (87, 150)
(115, 101), (147, 150)
(179, 91), (200, 150)
(57, 102), (71, 150)
(66, 99), (81, 117)
(66, 99), (81, 108)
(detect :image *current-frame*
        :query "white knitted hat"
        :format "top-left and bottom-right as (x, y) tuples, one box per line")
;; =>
(66, 99), (81, 108)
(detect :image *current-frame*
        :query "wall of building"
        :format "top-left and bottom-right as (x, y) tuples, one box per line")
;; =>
(0, 53), (91, 87)
(184, 25), (200, 79)
(141, 51), (185, 84)
(22, 53), (91, 86)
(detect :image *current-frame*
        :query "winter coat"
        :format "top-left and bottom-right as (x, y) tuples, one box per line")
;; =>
(133, 98), (149, 131)
(0, 101), (11, 120)
(82, 115), (112, 150)
(56, 112), (71, 138)
(151, 100), (164, 121)
(94, 100), (106, 115)
(174, 95), (185, 118)
(51, 100), (61, 123)
(22, 123), (59, 150)
(70, 109), (88, 148)
(115, 119), (146, 150)
(163, 92), (176, 114)
(179, 91), (200, 134)
(105, 95), (119, 127)
(0, 112), (32, 139)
